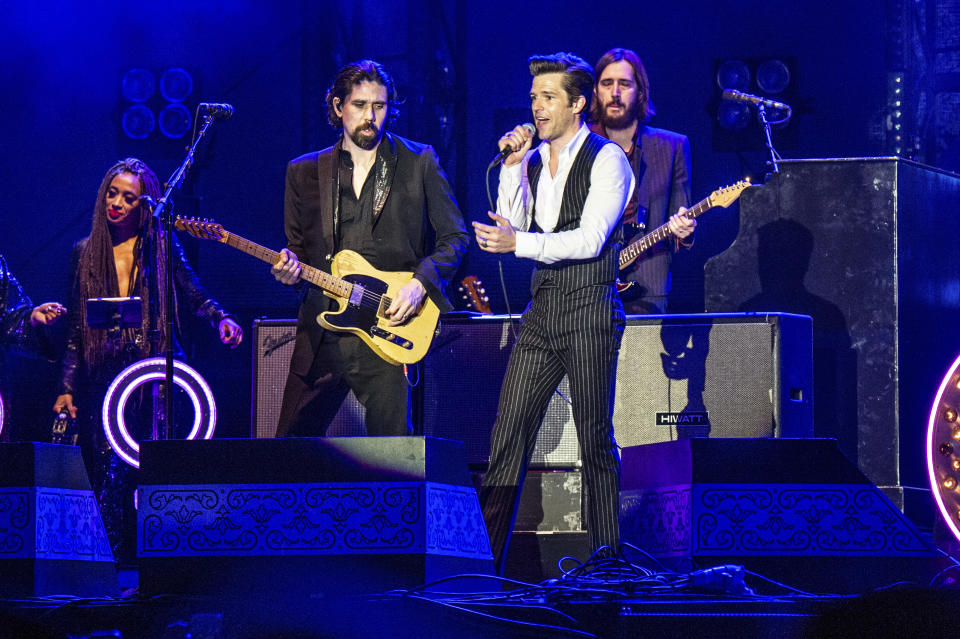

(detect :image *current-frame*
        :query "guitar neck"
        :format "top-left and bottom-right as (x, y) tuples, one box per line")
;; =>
(221, 232), (352, 299)
(618, 194), (712, 268)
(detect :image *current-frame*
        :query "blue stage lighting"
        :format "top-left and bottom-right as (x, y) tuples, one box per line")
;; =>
(716, 60), (750, 91)
(122, 105), (155, 139)
(757, 59), (791, 94)
(121, 68), (155, 103)
(717, 100), (751, 131)
(160, 67), (194, 102)
(158, 103), (191, 138)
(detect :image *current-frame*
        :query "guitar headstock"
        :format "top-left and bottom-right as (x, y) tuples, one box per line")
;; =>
(709, 178), (752, 208)
(459, 276), (491, 314)
(174, 217), (227, 243)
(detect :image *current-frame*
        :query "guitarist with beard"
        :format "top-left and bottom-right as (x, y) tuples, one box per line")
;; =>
(271, 59), (468, 438)
(589, 48), (696, 314)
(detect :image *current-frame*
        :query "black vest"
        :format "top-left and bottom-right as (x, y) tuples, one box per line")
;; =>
(527, 131), (624, 294)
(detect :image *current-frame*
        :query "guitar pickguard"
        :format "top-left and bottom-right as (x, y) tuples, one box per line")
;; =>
(322, 273), (387, 335)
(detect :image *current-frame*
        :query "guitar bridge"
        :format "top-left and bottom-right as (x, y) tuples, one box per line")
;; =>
(370, 326), (413, 350)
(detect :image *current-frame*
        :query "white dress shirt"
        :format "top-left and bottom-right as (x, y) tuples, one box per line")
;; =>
(497, 123), (635, 264)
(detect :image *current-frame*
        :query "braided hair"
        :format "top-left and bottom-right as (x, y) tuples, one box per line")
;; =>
(74, 158), (167, 371)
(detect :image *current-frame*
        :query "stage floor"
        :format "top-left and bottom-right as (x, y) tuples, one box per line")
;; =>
(3, 556), (959, 639)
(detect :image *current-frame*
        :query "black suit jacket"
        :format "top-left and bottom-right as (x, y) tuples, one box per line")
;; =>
(284, 133), (468, 375)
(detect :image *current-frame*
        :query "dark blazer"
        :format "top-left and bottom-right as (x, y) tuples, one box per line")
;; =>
(0, 254), (50, 360)
(591, 123), (692, 306)
(284, 133), (468, 376)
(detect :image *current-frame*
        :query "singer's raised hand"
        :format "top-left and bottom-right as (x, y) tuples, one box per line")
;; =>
(498, 124), (534, 167)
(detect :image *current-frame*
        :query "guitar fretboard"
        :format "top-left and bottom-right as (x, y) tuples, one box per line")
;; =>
(223, 233), (353, 299)
(618, 196), (712, 269)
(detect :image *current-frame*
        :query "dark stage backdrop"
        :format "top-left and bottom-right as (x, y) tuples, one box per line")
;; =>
(0, 1), (944, 450)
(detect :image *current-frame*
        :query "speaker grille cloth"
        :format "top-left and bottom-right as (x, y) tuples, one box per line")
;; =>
(252, 321), (365, 438)
(423, 320), (580, 467)
(613, 321), (775, 447)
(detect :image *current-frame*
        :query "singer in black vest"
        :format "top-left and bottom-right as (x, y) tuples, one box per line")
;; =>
(473, 52), (634, 573)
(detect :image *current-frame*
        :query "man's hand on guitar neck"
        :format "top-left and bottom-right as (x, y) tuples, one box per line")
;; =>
(668, 207), (696, 242)
(272, 248), (302, 285)
(386, 278), (426, 327)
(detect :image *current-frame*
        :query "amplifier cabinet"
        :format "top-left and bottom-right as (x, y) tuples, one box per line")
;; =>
(251, 319), (364, 438)
(252, 313), (813, 465)
(422, 312), (812, 465)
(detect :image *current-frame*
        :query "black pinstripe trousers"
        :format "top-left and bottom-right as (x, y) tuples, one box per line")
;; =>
(480, 283), (625, 574)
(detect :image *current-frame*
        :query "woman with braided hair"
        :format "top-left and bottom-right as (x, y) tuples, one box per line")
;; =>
(52, 158), (242, 560)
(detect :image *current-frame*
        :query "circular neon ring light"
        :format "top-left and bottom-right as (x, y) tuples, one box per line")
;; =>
(0, 388), (5, 439)
(102, 357), (216, 468)
(926, 351), (960, 545)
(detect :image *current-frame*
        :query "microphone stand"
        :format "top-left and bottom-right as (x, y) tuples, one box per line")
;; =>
(142, 112), (219, 439)
(757, 103), (780, 175)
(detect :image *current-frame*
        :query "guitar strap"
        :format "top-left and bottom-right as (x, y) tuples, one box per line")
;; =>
(371, 133), (397, 224)
(329, 139), (343, 254)
(630, 128), (649, 232)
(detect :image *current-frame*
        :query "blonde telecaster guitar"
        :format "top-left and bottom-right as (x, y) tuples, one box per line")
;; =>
(617, 179), (751, 293)
(174, 218), (439, 366)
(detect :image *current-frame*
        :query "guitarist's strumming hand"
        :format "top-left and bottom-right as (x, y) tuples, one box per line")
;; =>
(668, 207), (696, 241)
(386, 278), (426, 326)
(272, 248), (302, 285)
(473, 212), (516, 253)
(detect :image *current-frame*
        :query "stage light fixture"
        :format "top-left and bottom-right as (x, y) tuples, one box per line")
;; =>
(160, 67), (193, 102)
(717, 100), (751, 131)
(756, 59), (790, 94)
(926, 353), (960, 545)
(102, 357), (216, 468)
(121, 105), (155, 140)
(716, 60), (751, 91)
(158, 103), (191, 139)
(889, 73), (904, 155)
(122, 68), (156, 103)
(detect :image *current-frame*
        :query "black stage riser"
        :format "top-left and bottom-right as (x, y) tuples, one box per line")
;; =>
(137, 437), (494, 597)
(619, 438), (941, 593)
(0, 443), (116, 597)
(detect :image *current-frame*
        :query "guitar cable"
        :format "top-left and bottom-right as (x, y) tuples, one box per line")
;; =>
(403, 363), (419, 388)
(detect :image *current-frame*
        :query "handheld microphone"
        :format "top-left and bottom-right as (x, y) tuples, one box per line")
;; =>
(198, 102), (235, 119)
(721, 89), (790, 111)
(490, 123), (536, 165)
